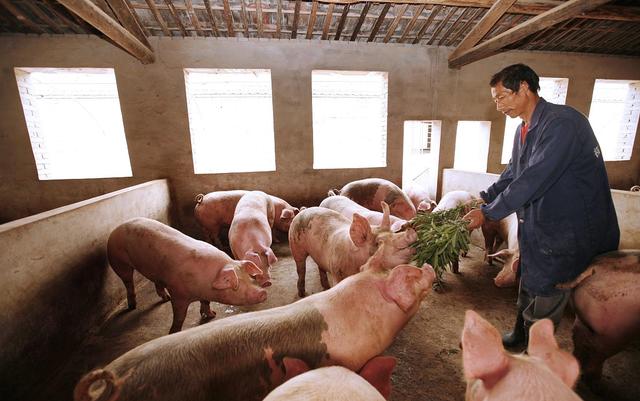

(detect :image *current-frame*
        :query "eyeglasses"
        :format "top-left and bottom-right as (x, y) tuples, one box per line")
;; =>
(492, 90), (516, 104)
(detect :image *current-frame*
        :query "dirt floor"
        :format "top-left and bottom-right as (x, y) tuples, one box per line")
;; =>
(36, 233), (640, 401)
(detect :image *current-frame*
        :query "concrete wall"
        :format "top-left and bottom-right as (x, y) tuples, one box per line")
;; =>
(442, 169), (640, 249)
(1, 36), (639, 239)
(0, 179), (172, 401)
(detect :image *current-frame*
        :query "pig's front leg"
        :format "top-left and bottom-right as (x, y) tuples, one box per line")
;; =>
(318, 267), (330, 290)
(168, 298), (190, 334)
(200, 301), (217, 321)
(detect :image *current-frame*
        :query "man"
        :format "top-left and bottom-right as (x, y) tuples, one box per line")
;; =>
(464, 64), (620, 348)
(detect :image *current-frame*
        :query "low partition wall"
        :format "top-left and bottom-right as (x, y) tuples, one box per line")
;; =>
(0, 179), (172, 401)
(441, 169), (639, 248)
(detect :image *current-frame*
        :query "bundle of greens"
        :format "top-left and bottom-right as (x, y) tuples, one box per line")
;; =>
(409, 204), (472, 286)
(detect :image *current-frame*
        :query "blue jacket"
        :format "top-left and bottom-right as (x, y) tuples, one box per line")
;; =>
(480, 98), (620, 296)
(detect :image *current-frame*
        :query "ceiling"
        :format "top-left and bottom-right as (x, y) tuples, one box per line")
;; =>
(1, 0), (639, 67)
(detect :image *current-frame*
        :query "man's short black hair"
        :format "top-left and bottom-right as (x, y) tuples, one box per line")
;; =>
(490, 63), (540, 93)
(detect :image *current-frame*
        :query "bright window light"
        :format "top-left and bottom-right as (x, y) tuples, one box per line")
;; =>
(312, 70), (388, 169)
(402, 120), (441, 199)
(14, 68), (132, 180)
(501, 77), (569, 164)
(454, 121), (491, 173)
(184, 69), (276, 174)
(588, 79), (639, 161)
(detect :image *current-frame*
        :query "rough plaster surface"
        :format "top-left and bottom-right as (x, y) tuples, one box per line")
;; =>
(0, 179), (172, 401)
(0, 36), (638, 239)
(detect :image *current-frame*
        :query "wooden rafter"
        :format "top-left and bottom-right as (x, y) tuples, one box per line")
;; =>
(334, 4), (349, 40)
(413, 4), (441, 44)
(144, 0), (170, 36)
(350, 2), (370, 41)
(222, 0), (233, 36)
(321, 3), (334, 40)
(317, 1), (640, 22)
(399, 5), (426, 43)
(94, 0), (118, 21)
(438, 6), (468, 46)
(43, 0), (85, 33)
(184, 0), (204, 36)
(448, 0), (515, 61)
(239, 0), (249, 36)
(445, 7), (482, 46)
(256, 0), (263, 37)
(105, 0), (151, 46)
(307, 1), (318, 39)
(276, 0), (281, 38)
(427, 6), (456, 45)
(23, 0), (63, 34)
(164, 0), (187, 36)
(368, 3), (390, 42)
(448, 0), (614, 68)
(56, 0), (154, 63)
(203, 0), (219, 36)
(123, 0), (150, 37)
(291, 0), (300, 39)
(383, 4), (408, 43)
(0, 0), (46, 33)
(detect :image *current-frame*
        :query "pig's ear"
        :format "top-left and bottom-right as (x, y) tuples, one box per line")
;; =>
(244, 251), (263, 268)
(511, 257), (520, 273)
(212, 268), (239, 291)
(282, 357), (310, 381)
(240, 260), (264, 278)
(358, 356), (397, 400)
(383, 266), (422, 312)
(380, 202), (391, 230)
(264, 247), (278, 265)
(527, 319), (580, 388)
(350, 213), (373, 247)
(461, 310), (509, 389)
(360, 242), (387, 272)
(281, 209), (294, 220)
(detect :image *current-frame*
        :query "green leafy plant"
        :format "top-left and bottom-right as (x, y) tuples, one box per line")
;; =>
(410, 204), (471, 286)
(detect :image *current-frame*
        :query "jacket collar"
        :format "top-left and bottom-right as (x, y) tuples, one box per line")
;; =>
(527, 97), (547, 131)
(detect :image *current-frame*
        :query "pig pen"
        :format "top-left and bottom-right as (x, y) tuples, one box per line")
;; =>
(33, 233), (639, 401)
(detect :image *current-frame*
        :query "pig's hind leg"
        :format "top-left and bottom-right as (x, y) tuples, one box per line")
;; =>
(154, 282), (171, 302)
(318, 267), (330, 290)
(168, 297), (190, 333)
(110, 261), (137, 310)
(290, 244), (309, 297)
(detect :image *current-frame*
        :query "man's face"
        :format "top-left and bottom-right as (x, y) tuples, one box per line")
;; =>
(491, 81), (526, 119)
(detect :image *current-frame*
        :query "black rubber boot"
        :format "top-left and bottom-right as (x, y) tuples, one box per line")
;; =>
(502, 311), (527, 349)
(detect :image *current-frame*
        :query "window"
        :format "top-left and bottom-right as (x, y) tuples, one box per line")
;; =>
(501, 77), (569, 164)
(184, 69), (276, 174)
(312, 70), (388, 169)
(14, 68), (132, 180)
(454, 121), (491, 173)
(588, 79), (639, 161)
(402, 120), (441, 199)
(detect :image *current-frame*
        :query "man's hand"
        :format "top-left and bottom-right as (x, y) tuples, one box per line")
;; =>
(463, 208), (485, 230)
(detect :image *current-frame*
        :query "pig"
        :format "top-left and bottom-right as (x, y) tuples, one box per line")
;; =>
(403, 183), (437, 213)
(556, 250), (640, 385)
(461, 310), (582, 401)
(329, 178), (416, 220)
(481, 213), (519, 287)
(194, 190), (299, 248)
(107, 217), (268, 333)
(229, 191), (277, 286)
(320, 195), (407, 232)
(288, 203), (417, 297)
(263, 356), (396, 401)
(73, 245), (436, 401)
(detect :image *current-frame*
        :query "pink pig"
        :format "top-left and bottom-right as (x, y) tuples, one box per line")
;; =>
(557, 250), (640, 385)
(194, 190), (299, 247)
(481, 213), (519, 287)
(229, 191), (278, 287)
(403, 183), (437, 213)
(74, 245), (435, 401)
(107, 217), (267, 333)
(263, 356), (396, 401)
(289, 203), (417, 297)
(320, 195), (407, 232)
(462, 310), (582, 401)
(330, 178), (416, 220)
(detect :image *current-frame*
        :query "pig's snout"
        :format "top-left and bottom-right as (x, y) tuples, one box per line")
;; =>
(261, 280), (272, 288)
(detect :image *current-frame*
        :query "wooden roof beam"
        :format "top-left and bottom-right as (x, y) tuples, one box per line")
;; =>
(163, 0), (187, 37)
(383, 4), (408, 43)
(307, 1), (318, 39)
(57, 0), (154, 64)
(367, 3), (390, 42)
(350, 2), (370, 41)
(222, 0), (234, 36)
(105, 0), (151, 45)
(412, 4), (441, 44)
(448, 0), (515, 61)
(291, 0), (300, 38)
(184, 0), (204, 36)
(399, 5), (426, 43)
(203, 0), (219, 36)
(23, 1), (64, 34)
(334, 4), (349, 40)
(0, 0), (46, 33)
(448, 0), (613, 69)
(321, 3), (334, 40)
